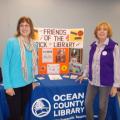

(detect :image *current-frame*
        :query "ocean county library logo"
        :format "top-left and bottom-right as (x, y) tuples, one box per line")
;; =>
(32, 98), (51, 118)
(32, 93), (88, 119)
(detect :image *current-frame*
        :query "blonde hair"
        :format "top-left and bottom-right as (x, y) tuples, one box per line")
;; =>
(94, 22), (112, 39)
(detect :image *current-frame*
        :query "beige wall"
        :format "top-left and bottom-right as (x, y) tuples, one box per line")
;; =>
(0, 0), (120, 66)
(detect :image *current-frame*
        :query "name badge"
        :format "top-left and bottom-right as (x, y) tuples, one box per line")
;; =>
(102, 51), (107, 56)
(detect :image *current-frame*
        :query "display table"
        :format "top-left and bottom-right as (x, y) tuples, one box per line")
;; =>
(0, 85), (9, 120)
(25, 75), (120, 120)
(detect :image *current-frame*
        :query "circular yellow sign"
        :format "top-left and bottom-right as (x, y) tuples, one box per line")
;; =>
(61, 65), (67, 71)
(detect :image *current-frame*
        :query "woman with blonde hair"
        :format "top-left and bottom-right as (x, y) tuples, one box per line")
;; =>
(80, 22), (120, 120)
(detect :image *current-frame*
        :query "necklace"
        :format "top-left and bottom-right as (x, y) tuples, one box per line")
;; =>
(19, 36), (33, 51)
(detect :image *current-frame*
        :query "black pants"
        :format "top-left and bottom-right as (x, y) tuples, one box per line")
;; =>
(6, 83), (32, 120)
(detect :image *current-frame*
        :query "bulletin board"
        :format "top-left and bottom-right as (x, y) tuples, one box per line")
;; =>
(33, 28), (84, 74)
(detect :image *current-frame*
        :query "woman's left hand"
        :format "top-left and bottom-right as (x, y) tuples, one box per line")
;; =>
(32, 83), (37, 90)
(110, 87), (117, 97)
(32, 82), (40, 89)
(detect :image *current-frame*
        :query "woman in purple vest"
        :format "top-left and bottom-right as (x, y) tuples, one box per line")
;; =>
(80, 22), (120, 120)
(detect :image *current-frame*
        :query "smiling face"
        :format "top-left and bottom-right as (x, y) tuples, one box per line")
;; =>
(19, 21), (31, 38)
(16, 16), (34, 38)
(96, 25), (108, 41)
(94, 22), (112, 42)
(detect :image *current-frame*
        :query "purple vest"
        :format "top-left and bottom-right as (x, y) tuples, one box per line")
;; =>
(89, 39), (117, 86)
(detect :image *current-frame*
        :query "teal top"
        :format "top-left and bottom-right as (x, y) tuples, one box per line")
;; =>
(2, 37), (34, 89)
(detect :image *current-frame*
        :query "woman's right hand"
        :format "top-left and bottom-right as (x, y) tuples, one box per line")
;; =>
(6, 88), (15, 96)
(78, 75), (85, 84)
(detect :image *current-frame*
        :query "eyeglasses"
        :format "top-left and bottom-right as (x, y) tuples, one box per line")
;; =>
(20, 24), (30, 28)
